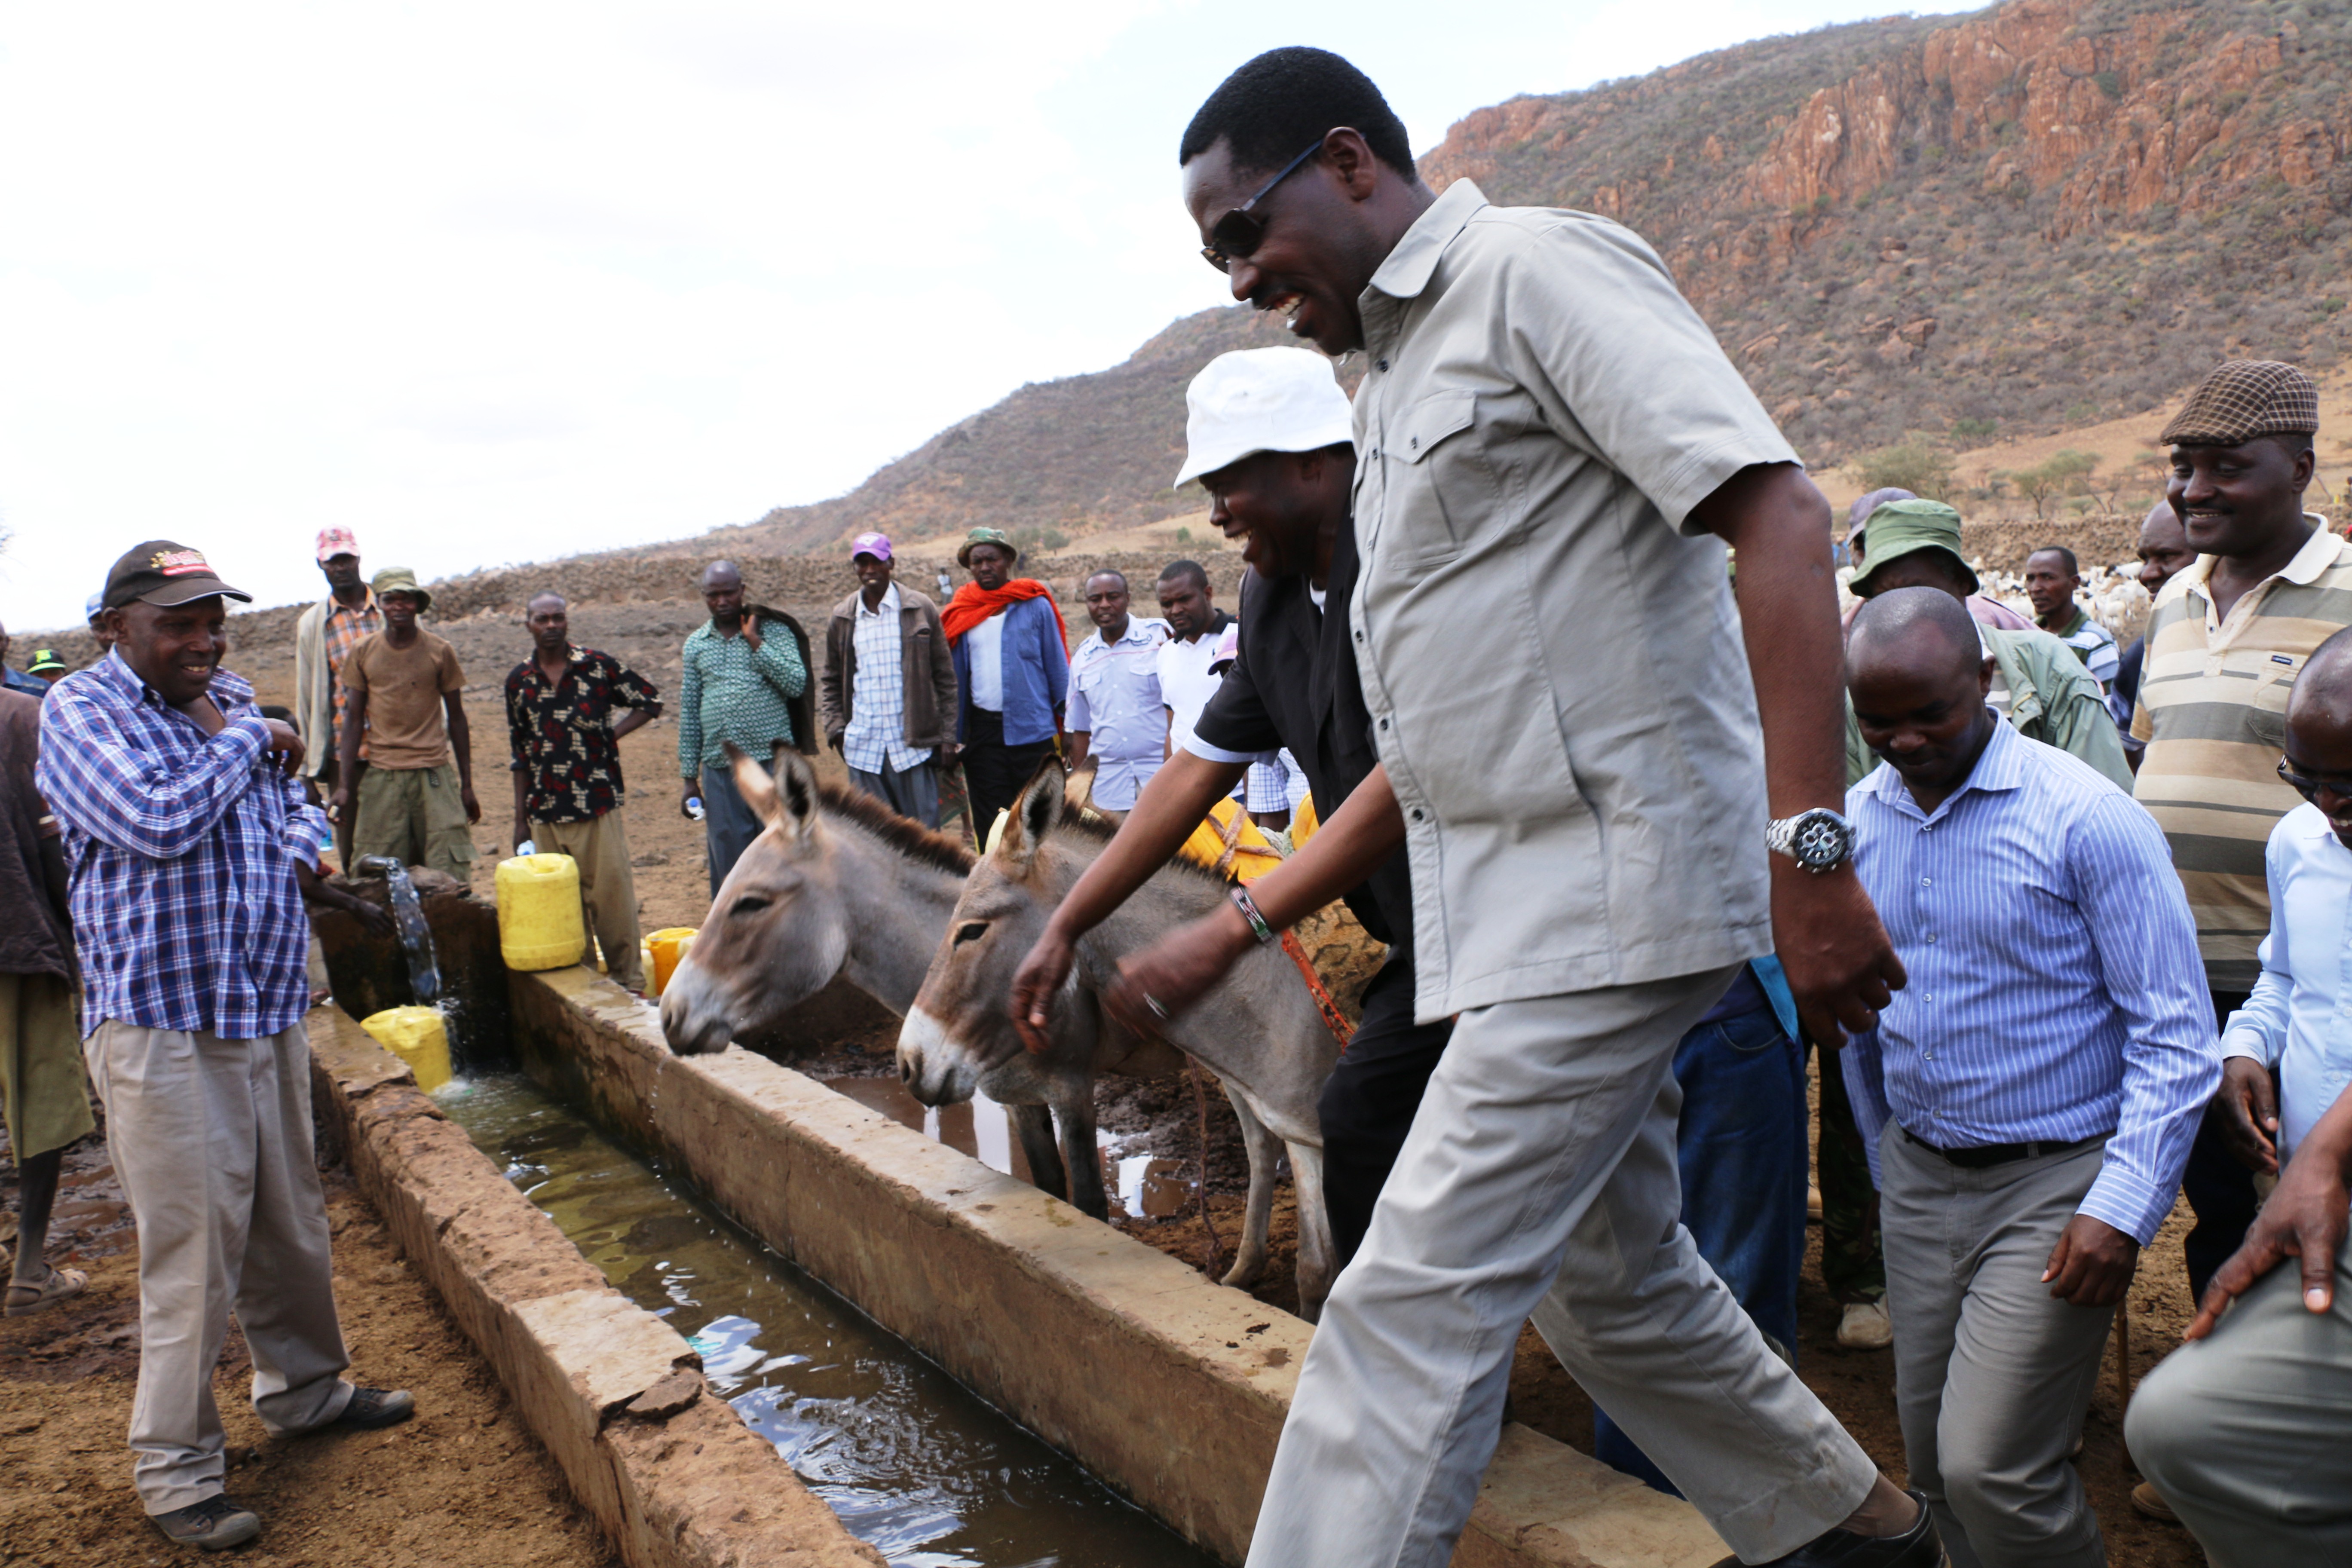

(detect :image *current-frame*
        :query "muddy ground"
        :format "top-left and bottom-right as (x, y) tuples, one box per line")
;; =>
(0, 1121), (614, 1568)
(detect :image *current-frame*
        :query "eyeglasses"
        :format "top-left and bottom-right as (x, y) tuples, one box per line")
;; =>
(2278, 755), (2352, 799)
(1200, 137), (1327, 274)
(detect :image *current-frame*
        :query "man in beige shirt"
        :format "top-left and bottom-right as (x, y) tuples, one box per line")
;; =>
(1082, 48), (1933, 1568)
(331, 568), (480, 881)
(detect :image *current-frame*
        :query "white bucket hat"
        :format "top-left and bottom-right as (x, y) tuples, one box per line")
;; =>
(1173, 347), (1356, 487)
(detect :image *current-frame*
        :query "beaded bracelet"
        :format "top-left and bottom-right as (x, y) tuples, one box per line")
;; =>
(1230, 885), (1278, 946)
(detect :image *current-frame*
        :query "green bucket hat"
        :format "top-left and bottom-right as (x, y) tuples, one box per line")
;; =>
(371, 567), (432, 614)
(956, 527), (1019, 569)
(1850, 499), (1976, 594)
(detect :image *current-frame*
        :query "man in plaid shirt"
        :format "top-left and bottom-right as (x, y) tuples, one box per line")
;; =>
(820, 534), (956, 828)
(38, 541), (412, 1551)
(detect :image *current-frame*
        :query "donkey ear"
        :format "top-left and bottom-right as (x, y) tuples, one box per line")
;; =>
(1063, 755), (1098, 815)
(729, 742), (780, 822)
(997, 756), (1066, 870)
(771, 747), (821, 846)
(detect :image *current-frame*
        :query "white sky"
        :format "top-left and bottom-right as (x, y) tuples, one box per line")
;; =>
(0, 2), (1966, 632)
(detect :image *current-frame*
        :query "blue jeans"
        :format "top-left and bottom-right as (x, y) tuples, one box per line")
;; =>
(1592, 1002), (1808, 1495)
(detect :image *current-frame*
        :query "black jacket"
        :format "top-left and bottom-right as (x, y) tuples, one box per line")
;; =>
(1194, 522), (1414, 948)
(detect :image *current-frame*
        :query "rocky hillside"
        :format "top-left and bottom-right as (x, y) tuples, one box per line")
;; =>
(726, 0), (2351, 558)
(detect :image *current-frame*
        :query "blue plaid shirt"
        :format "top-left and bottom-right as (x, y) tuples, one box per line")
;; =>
(37, 652), (329, 1040)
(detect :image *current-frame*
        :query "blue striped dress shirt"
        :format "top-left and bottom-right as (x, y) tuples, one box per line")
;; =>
(1844, 716), (2218, 1244)
(2217, 802), (2352, 1164)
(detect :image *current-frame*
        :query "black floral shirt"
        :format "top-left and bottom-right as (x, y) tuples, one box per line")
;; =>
(505, 648), (662, 824)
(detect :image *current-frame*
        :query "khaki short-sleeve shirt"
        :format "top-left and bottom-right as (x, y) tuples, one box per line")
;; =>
(1348, 179), (1796, 1018)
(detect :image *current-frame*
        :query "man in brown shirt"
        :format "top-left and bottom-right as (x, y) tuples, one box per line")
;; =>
(330, 568), (479, 880)
(0, 687), (94, 1318)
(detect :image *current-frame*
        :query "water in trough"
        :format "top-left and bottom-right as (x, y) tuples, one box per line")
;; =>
(442, 1072), (1216, 1568)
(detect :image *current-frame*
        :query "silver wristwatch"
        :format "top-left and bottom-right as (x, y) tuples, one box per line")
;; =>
(1766, 808), (1856, 874)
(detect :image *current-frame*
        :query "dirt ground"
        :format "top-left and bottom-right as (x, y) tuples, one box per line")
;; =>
(0, 1123), (615, 1568)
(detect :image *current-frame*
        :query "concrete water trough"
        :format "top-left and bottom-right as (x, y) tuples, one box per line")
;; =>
(309, 885), (1733, 1568)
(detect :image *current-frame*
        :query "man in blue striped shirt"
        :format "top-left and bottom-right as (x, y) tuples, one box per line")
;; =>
(38, 542), (413, 1551)
(1843, 587), (2216, 1568)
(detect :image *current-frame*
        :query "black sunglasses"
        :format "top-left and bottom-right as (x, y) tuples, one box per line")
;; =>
(1200, 136), (1328, 274)
(2278, 755), (2352, 799)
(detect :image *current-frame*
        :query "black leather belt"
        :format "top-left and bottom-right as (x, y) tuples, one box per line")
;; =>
(1900, 1126), (2108, 1169)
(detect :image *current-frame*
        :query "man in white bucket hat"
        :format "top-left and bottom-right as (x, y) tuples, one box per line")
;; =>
(1014, 345), (1458, 1278)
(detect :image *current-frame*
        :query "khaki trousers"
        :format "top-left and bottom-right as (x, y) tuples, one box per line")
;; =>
(1879, 1128), (2114, 1568)
(530, 811), (643, 991)
(84, 1020), (352, 1513)
(352, 762), (474, 882)
(1245, 970), (1877, 1568)
(2126, 1254), (2352, 1567)
(0, 971), (93, 1159)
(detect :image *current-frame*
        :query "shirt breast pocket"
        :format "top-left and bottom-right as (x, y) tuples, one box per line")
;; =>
(2245, 650), (2303, 748)
(1378, 389), (1495, 569)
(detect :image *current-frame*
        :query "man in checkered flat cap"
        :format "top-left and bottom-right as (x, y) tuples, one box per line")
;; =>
(2132, 361), (2345, 1440)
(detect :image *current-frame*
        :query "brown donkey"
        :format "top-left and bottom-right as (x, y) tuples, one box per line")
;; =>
(900, 766), (1344, 1319)
(658, 746), (1174, 1208)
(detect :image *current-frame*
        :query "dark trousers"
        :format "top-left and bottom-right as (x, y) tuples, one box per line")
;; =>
(1817, 1038), (1887, 1305)
(1316, 952), (1455, 1269)
(961, 708), (1053, 845)
(700, 754), (775, 898)
(1595, 1001), (1810, 1495)
(2184, 989), (2260, 1303)
(848, 756), (940, 829)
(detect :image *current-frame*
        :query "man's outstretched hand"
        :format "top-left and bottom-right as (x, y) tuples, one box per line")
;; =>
(2187, 1127), (2350, 1340)
(1009, 929), (1078, 1055)
(1773, 864), (1906, 1046)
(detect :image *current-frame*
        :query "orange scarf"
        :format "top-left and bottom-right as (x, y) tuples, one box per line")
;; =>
(942, 579), (1069, 648)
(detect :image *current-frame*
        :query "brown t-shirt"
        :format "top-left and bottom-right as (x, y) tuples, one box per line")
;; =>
(343, 630), (464, 770)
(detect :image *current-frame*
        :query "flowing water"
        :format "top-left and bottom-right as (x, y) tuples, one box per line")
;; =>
(441, 1073), (1216, 1568)
(353, 856), (441, 1004)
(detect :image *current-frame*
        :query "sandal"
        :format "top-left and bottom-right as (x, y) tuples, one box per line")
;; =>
(6, 1266), (89, 1317)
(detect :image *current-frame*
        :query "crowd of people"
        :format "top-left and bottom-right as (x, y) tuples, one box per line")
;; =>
(5, 40), (2352, 1568)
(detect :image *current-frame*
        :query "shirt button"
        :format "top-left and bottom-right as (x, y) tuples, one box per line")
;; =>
(1378, 718), (1390, 730)
(1409, 808), (1424, 821)
(1920, 876), (1931, 886)
(1377, 358), (1389, 372)
(1354, 630), (1364, 642)
(1925, 933), (1936, 943)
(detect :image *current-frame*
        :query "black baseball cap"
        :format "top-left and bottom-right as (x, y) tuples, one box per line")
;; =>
(101, 540), (253, 611)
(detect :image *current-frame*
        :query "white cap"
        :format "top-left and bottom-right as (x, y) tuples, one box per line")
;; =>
(1173, 347), (1356, 487)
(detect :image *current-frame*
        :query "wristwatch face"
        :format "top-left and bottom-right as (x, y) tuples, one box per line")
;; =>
(1792, 810), (1851, 870)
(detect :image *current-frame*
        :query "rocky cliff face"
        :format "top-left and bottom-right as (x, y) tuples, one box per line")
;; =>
(744, 0), (2352, 555)
(1423, 0), (2352, 459)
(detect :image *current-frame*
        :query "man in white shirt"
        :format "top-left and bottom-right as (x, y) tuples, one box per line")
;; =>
(1153, 559), (1234, 759)
(1065, 570), (1169, 820)
(2126, 626), (2352, 1565)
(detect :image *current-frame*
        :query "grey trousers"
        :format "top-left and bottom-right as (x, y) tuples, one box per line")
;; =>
(848, 756), (940, 829)
(1879, 1127), (2114, 1568)
(85, 1020), (353, 1513)
(700, 756), (775, 898)
(1245, 970), (1877, 1568)
(2125, 1254), (2352, 1567)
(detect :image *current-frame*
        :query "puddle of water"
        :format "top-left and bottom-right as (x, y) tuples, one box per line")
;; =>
(441, 1073), (1213, 1568)
(823, 1078), (1194, 1221)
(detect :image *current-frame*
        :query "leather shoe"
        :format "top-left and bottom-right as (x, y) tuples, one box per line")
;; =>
(325, 1386), (414, 1431)
(149, 1495), (261, 1552)
(1714, 1488), (1946, 1566)
(2129, 1481), (2179, 1523)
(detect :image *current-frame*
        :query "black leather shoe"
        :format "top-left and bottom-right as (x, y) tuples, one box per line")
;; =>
(1714, 1489), (1946, 1567)
(326, 1386), (414, 1431)
(149, 1494), (261, 1551)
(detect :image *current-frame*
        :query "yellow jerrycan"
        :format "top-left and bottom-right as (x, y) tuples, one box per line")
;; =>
(361, 1006), (451, 1093)
(643, 928), (698, 998)
(496, 853), (587, 972)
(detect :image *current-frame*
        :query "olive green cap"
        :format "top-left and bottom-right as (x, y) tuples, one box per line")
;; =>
(370, 567), (432, 614)
(1850, 499), (1976, 594)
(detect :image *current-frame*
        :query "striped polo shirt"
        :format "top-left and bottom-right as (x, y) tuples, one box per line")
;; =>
(2132, 517), (2352, 992)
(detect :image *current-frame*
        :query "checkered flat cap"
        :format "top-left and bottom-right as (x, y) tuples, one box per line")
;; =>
(2159, 360), (2319, 446)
